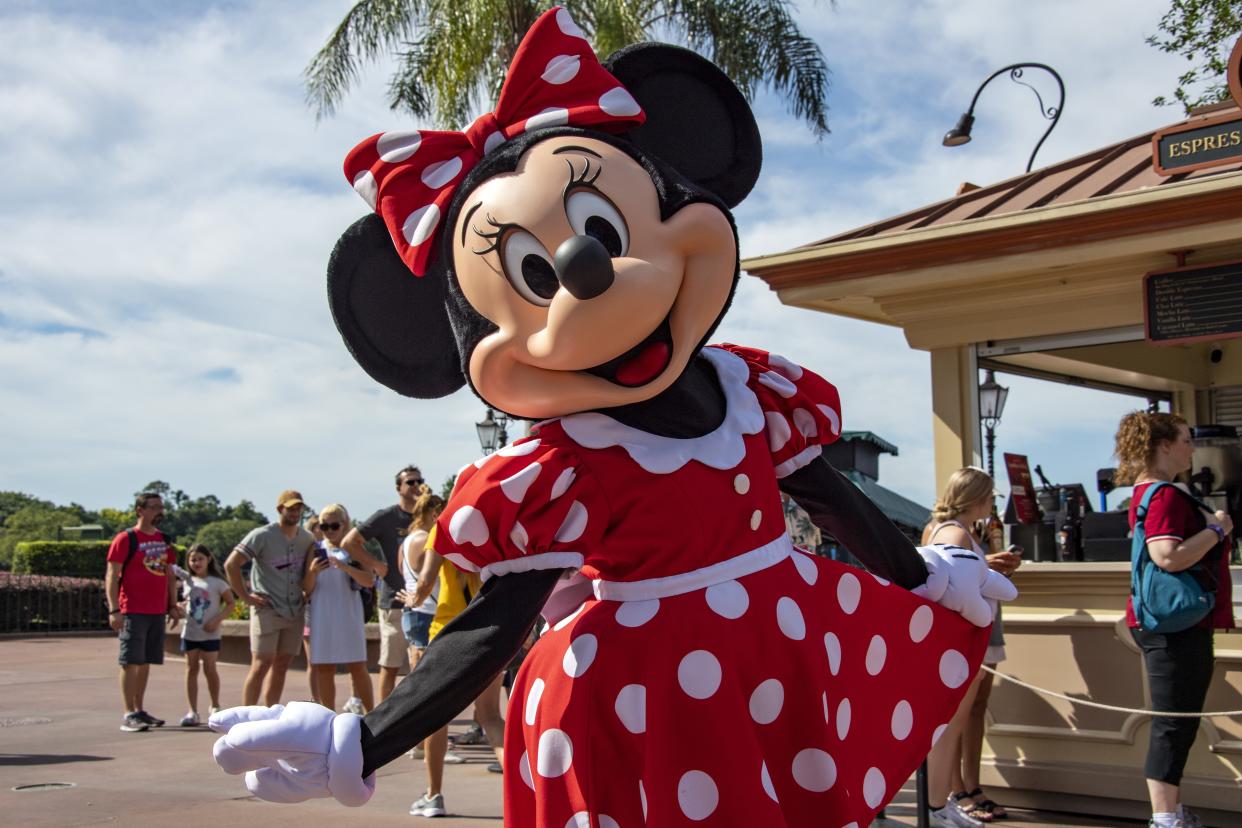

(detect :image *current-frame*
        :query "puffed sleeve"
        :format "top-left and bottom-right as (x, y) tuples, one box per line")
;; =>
(715, 343), (843, 477)
(433, 436), (609, 580)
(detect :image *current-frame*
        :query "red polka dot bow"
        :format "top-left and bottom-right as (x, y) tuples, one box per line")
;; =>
(343, 6), (646, 277)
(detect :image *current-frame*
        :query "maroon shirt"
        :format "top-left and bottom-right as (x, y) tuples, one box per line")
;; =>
(1127, 483), (1234, 630)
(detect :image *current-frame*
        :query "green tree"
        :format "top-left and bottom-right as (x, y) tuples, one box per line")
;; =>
(304, 0), (831, 136)
(195, 519), (262, 561)
(0, 492), (56, 525)
(441, 474), (456, 501)
(0, 506), (84, 567)
(1149, 0), (1242, 111)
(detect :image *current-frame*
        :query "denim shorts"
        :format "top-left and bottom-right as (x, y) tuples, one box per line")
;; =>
(402, 609), (432, 649)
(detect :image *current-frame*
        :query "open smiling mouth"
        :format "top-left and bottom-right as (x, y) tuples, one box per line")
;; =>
(583, 315), (673, 388)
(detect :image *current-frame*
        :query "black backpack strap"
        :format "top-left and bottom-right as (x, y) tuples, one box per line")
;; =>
(118, 529), (140, 592)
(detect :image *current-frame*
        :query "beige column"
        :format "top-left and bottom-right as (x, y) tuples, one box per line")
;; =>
(930, 346), (981, 490)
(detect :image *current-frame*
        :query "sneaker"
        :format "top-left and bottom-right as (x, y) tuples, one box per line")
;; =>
(179, 712), (200, 727)
(451, 724), (486, 746)
(342, 697), (366, 715)
(409, 792), (446, 817)
(442, 750), (466, 765)
(1148, 820), (1185, 828)
(120, 712), (149, 732)
(408, 745), (425, 760)
(135, 710), (165, 728)
(209, 706), (222, 715)
(487, 761), (502, 774)
(1179, 807), (1203, 828)
(930, 804), (984, 828)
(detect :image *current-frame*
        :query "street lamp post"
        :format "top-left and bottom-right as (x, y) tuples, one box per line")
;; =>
(979, 370), (1010, 481)
(942, 63), (1065, 173)
(475, 407), (510, 455)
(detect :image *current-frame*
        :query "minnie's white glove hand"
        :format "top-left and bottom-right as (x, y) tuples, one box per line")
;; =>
(209, 702), (375, 807)
(911, 544), (1018, 627)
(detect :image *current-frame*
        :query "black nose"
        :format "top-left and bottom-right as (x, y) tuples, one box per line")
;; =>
(554, 235), (614, 300)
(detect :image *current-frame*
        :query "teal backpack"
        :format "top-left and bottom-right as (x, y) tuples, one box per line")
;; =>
(1130, 482), (1217, 633)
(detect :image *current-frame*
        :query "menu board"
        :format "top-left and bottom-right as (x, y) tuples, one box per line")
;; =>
(1144, 260), (1242, 345)
(1004, 453), (1041, 525)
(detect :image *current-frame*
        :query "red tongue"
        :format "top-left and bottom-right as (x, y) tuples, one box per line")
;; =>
(614, 341), (671, 387)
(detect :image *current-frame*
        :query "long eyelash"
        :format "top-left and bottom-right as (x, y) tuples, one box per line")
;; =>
(564, 157), (602, 196)
(471, 213), (513, 255)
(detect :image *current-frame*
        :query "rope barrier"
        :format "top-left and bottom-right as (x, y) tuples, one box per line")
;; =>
(979, 665), (1242, 718)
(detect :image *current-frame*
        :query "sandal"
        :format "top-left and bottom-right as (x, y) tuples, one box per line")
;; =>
(952, 791), (994, 823)
(964, 787), (1008, 820)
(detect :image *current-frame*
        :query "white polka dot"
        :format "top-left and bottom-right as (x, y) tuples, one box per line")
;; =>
(750, 509), (762, 531)
(767, 353), (804, 381)
(939, 649), (970, 689)
(748, 679), (784, 725)
(442, 552), (477, 572)
(552, 601), (585, 632)
(554, 501), (588, 543)
(835, 698), (851, 740)
(615, 599), (659, 628)
(824, 632), (842, 675)
(677, 770), (719, 821)
(791, 408), (817, 438)
(500, 461), (541, 503)
(932, 723), (948, 747)
(519, 751), (534, 789)
(524, 678), (545, 726)
(598, 816), (619, 828)
(865, 635), (887, 676)
(677, 650), (721, 699)
(526, 107), (570, 131)
(871, 573), (890, 586)
(536, 728), (573, 777)
(499, 438), (541, 457)
(792, 551), (818, 585)
(761, 761), (778, 802)
(598, 86), (641, 116)
(639, 780), (647, 820)
(765, 411), (791, 451)
(891, 700), (913, 740)
(705, 580), (749, 619)
(377, 129), (421, 162)
(863, 767), (887, 808)
(562, 634), (598, 678)
(448, 505), (488, 546)
(510, 521), (529, 553)
(821, 691), (829, 722)
(909, 605), (934, 643)
(542, 54), (581, 84)
(614, 684), (646, 734)
(791, 748), (837, 792)
(550, 467), (576, 500)
(758, 370), (798, 398)
(843, 824), (860, 828)
(734, 473), (750, 494)
(776, 596), (806, 640)
(565, 813), (589, 828)
(836, 572), (861, 614)
(402, 203), (440, 247)
(817, 404), (841, 435)
(420, 156), (463, 189)
(556, 8), (588, 39)
(483, 130), (504, 154)
(351, 170), (377, 208)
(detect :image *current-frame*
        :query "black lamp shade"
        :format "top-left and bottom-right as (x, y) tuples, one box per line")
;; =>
(942, 112), (975, 147)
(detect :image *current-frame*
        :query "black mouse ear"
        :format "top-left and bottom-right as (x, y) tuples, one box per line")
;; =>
(327, 214), (465, 399)
(605, 43), (761, 208)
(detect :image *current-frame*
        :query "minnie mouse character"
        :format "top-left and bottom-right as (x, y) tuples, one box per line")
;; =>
(211, 9), (1016, 826)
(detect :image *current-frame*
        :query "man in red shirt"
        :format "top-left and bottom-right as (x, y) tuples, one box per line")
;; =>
(106, 492), (182, 732)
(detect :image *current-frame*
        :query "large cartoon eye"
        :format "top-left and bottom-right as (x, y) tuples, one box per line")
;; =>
(501, 230), (558, 307)
(566, 190), (628, 258)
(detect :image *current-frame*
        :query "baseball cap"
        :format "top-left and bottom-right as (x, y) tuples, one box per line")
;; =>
(277, 489), (306, 509)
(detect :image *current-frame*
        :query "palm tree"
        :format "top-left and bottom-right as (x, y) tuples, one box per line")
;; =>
(304, 0), (831, 136)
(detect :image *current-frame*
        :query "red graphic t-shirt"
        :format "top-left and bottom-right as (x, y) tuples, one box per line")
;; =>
(106, 530), (175, 615)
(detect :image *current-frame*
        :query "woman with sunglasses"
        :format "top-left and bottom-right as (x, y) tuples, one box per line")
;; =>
(303, 504), (376, 713)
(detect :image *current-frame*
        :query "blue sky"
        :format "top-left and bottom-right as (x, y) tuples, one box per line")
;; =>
(0, 1), (1190, 519)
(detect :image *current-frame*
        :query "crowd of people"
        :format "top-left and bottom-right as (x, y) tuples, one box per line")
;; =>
(101, 411), (1233, 826)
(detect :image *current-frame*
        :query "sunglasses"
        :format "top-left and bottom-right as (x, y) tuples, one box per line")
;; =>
(319, 522), (343, 532)
(402, 478), (424, 488)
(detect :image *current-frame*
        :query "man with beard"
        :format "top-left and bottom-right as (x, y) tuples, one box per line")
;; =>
(225, 490), (316, 706)
(106, 491), (182, 732)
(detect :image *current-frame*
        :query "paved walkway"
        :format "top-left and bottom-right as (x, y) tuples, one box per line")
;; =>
(1, 635), (1141, 827)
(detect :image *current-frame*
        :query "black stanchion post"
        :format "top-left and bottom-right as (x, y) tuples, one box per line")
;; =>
(916, 760), (930, 828)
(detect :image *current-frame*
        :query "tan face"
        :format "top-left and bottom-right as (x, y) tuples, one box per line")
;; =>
(1163, 424), (1195, 474)
(451, 136), (737, 419)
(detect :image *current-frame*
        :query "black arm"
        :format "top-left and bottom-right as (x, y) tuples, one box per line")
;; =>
(780, 456), (928, 590)
(359, 567), (561, 776)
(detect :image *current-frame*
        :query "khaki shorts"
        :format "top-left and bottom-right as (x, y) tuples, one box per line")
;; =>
(378, 608), (410, 671)
(250, 606), (304, 657)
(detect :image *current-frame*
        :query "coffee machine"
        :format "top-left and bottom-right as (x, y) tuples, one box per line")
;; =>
(1190, 425), (1242, 534)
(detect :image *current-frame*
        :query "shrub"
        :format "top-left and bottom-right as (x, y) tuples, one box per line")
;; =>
(0, 572), (110, 633)
(13, 541), (113, 579)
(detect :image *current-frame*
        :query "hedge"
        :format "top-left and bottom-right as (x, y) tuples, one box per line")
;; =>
(13, 539), (184, 579)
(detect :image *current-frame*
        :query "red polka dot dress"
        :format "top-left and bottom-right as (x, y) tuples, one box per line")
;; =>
(434, 345), (989, 828)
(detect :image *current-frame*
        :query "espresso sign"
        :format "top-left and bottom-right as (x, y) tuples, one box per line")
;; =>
(1144, 259), (1242, 344)
(1152, 35), (1242, 176)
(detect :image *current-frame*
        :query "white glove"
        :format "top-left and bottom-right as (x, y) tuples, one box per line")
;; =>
(209, 702), (375, 807)
(911, 544), (1018, 627)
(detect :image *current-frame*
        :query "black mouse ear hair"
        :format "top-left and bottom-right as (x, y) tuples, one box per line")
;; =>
(327, 214), (465, 399)
(605, 43), (761, 208)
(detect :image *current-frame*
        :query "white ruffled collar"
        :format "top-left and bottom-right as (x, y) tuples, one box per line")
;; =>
(557, 347), (764, 474)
